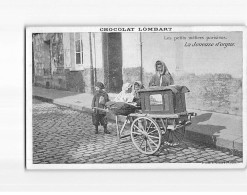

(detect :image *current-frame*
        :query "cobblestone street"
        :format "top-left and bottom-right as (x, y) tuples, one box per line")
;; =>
(32, 99), (243, 164)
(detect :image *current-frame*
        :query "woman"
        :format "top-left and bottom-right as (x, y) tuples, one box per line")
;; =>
(149, 60), (174, 87)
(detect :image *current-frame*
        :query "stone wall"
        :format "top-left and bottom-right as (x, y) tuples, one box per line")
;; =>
(122, 67), (242, 115)
(34, 71), (85, 93)
(34, 74), (67, 90)
(50, 33), (64, 74)
(33, 34), (51, 76)
(174, 73), (242, 115)
(65, 70), (85, 93)
(83, 68), (104, 93)
(33, 33), (86, 93)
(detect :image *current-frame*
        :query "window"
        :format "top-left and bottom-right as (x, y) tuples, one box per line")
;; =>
(75, 33), (83, 65)
(150, 94), (163, 105)
(150, 94), (163, 111)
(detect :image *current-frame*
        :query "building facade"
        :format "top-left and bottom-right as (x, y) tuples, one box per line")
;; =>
(32, 32), (124, 93)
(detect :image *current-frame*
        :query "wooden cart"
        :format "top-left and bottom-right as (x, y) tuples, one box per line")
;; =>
(96, 85), (197, 155)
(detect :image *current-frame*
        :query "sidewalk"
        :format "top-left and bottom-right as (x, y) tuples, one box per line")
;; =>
(32, 86), (243, 155)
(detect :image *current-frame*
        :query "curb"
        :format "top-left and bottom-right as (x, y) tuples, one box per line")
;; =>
(33, 95), (243, 157)
(185, 130), (242, 157)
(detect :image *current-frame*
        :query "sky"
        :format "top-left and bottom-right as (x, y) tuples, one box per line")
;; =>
(121, 31), (243, 78)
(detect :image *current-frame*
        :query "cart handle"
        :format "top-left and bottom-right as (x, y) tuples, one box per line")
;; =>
(188, 112), (197, 121)
(188, 112), (197, 117)
(92, 107), (109, 113)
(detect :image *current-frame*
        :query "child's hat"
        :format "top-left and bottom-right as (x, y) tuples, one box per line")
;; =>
(95, 82), (105, 89)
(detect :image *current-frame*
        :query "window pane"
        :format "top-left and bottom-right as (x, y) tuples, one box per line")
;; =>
(75, 40), (80, 52)
(76, 53), (81, 64)
(150, 94), (162, 105)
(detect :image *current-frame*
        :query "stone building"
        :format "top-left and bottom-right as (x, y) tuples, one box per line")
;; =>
(32, 32), (123, 93)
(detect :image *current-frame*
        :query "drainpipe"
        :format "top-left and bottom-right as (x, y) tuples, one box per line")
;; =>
(93, 33), (97, 83)
(140, 32), (143, 83)
(89, 32), (95, 94)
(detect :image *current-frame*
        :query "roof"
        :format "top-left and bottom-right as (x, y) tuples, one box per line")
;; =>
(138, 85), (190, 94)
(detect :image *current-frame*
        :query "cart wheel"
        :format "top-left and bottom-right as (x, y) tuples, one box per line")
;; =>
(130, 117), (162, 155)
(163, 126), (186, 146)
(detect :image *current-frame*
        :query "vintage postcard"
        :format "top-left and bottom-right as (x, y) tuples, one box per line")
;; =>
(26, 26), (246, 169)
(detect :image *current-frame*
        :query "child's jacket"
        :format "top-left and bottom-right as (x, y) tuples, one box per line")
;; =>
(91, 90), (110, 115)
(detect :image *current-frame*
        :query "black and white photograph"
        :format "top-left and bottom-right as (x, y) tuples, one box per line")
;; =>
(26, 26), (246, 169)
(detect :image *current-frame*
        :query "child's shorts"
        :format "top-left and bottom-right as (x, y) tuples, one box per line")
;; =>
(92, 113), (107, 126)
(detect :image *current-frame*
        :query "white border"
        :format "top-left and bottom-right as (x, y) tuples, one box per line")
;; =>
(26, 26), (247, 169)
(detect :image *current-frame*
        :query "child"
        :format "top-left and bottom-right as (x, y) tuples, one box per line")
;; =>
(132, 81), (144, 106)
(91, 82), (110, 134)
(114, 83), (134, 103)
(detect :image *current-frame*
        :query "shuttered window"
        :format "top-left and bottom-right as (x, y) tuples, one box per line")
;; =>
(75, 33), (83, 65)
